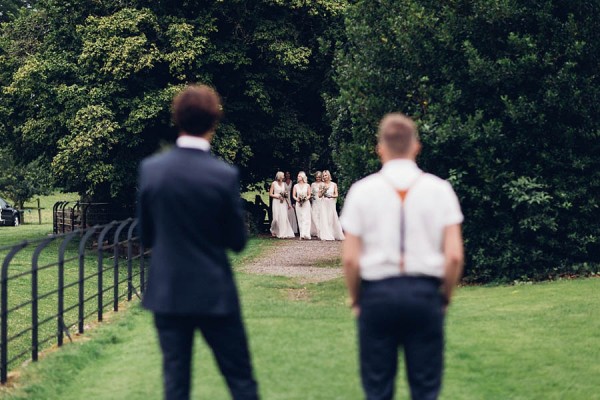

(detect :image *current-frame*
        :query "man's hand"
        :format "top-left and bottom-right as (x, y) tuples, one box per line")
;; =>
(343, 233), (362, 319)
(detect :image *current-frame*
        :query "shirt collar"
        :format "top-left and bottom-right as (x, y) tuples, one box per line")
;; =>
(380, 159), (422, 187)
(176, 135), (211, 151)
(381, 159), (420, 172)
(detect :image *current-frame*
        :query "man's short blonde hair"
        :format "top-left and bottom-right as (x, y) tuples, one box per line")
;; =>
(377, 113), (418, 156)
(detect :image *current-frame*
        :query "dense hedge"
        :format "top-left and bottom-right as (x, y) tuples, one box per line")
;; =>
(329, 0), (600, 282)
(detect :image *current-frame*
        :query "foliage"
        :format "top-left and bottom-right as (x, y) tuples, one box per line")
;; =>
(0, 0), (346, 203)
(0, 0), (34, 22)
(0, 149), (52, 209)
(330, 0), (600, 281)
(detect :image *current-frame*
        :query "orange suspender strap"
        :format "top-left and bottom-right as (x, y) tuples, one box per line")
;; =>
(380, 172), (425, 273)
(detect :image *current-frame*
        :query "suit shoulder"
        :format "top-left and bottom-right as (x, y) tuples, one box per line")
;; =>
(140, 149), (174, 171)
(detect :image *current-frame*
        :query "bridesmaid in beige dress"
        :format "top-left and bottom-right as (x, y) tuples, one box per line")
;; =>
(284, 171), (299, 234)
(317, 170), (345, 241)
(269, 171), (295, 238)
(310, 171), (323, 237)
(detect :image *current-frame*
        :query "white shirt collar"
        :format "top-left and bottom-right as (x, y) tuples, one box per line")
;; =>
(176, 135), (211, 151)
(381, 159), (420, 172)
(380, 159), (422, 187)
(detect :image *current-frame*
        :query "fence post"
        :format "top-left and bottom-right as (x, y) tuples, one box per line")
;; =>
(52, 201), (63, 234)
(60, 202), (70, 234)
(1, 242), (28, 384)
(97, 222), (117, 322)
(57, 232), (77, 347)
(37, 199), (42, 225)
(112, 219), (132, 312)
(78, 226), (98, 334)
(31, 237), (55, 362)
(126, 220), (138, 301)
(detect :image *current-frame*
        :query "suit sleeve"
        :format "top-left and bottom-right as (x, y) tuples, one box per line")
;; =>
(222, 168), (248, 252)
(136, 162), (155, 248)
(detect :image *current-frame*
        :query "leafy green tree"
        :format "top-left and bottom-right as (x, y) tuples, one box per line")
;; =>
(0, 0), (345, 203)
(0, 150), (52, 209)
(330, 0), (600, 281)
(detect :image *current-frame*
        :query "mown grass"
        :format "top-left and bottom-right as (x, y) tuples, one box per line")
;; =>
(0, 192), (79, 247)
(1, 239), (598, 400)
(0, 195), (144, 379)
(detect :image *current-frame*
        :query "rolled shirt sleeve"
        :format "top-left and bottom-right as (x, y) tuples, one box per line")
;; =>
(340, 185), (363, 236)
(441, 181), (464, 226)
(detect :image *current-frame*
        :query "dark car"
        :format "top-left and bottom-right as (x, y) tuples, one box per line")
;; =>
(0, 197), (20, 227)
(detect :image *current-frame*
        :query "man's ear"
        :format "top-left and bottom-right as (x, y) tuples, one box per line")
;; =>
(376, 143), (383, 157)
(412, 141), (422, 158)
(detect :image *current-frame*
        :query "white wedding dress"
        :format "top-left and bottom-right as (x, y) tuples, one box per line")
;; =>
(285, 180), (299, 234)
(270, 181), (295, 238)
(318, 183), (345, 241)
(294, 183), (312, 240)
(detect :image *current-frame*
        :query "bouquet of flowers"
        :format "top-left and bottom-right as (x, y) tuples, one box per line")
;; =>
(298, 194), (308, 206)
(279, 190), (289, 204)
(319, 184), (331, 198)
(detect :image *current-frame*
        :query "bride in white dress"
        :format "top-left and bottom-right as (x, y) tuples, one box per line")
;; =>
(310, 171), (323, 237)
(293, 171), (312, 240)
(317, 170), (345, 241)
(269, 171), (295, 238)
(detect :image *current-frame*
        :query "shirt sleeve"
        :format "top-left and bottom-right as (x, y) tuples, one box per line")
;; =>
(441, 181), (464, 226)
(340, 184), (363, 236)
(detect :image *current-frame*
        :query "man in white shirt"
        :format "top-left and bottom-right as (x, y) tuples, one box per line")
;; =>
(341, 113), (464, 400)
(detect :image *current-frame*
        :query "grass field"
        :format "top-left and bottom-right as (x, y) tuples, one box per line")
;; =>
(0, 193), (142, 378)
(0, 192), (79, 247)
(0, 237), (598, 399)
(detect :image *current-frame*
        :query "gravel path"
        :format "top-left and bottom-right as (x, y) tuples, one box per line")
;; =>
(242, 238), (343, 283)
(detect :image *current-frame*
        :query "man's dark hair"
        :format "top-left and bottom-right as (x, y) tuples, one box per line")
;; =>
(172, 85), (223, 136)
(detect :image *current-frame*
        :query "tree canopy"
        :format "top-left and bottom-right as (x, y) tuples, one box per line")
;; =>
(0, 0), (345, 203)
(329, 0), (600, 281)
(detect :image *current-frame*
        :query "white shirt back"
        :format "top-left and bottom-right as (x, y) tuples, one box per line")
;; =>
(340, 160), (463, 280)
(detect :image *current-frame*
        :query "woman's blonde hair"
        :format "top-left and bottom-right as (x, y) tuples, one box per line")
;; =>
(275, 171), (284, 180)
(322, 170), (331, 180)
(297, 171), (307, 183)
(315, 171), (322, 178)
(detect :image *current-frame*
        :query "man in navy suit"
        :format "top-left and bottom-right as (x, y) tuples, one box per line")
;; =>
(137, 85), (259, 400)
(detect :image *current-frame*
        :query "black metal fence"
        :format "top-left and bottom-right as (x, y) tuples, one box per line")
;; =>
(0, 218), (149, 384)
(53, 202), (135, 234)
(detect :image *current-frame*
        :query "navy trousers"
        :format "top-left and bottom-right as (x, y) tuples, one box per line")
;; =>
(154, 312), (259, 400)
(358, 277), (445, 400)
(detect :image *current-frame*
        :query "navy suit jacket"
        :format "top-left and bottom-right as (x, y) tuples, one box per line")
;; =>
(137, 146), (247, 315)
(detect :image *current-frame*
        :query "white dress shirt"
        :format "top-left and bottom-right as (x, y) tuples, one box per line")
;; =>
(340, 160), (464, 280)
(176, 135), (211, 151)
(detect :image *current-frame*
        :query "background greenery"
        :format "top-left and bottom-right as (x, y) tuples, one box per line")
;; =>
(0, 0), (344, 205)
(329, 0), (600, 282)
(2, 0), (599, 282)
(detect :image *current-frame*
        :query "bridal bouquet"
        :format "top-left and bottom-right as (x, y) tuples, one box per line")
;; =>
(279, 190), (289, 204)
(298, 194), (308, 206)
(319, 185), (330, 198)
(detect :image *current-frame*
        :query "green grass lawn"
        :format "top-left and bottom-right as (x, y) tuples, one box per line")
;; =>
(1, 236), (598, 400)
(0, 192), (79, 247)
(0, 194), (144, 378)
